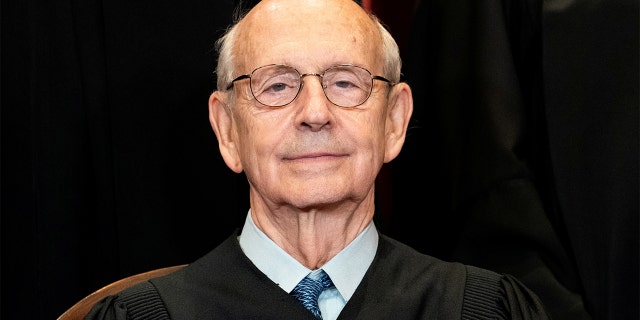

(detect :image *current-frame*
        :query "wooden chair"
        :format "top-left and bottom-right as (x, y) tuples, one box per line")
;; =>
(58, 264), (187, 320)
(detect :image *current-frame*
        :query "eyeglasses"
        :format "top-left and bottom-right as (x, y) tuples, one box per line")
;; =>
(225, 64), (393, 108)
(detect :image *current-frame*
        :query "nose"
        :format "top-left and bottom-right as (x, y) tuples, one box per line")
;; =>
(295, 74), (333, 131)
(299, 73), (325, 93)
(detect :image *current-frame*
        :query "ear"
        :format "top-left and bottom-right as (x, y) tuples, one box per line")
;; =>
(209, 91), (244, 173)
(383, 83), (413, 163)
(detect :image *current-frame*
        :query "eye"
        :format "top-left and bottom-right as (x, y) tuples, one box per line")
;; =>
(250, 66), (301, 106)
(333, 79), (359, 89)
(325, 71), (367, 92)
(254, 72), (299, 95)
(264, 82), (291, 93)
(254, 74), (300, 94)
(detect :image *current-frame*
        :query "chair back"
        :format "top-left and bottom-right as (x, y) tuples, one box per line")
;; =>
(58, 264), (187, 320)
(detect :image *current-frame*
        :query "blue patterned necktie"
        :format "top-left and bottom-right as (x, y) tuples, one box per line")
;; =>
(290, 269), (334, 319)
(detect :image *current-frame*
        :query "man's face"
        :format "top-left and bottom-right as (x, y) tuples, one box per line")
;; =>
(221, 0), (394, 210)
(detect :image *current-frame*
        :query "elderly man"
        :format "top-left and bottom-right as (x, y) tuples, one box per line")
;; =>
(85, 0), (549, 319)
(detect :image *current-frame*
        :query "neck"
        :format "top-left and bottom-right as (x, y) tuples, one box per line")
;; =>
(249, 197), (375, 269)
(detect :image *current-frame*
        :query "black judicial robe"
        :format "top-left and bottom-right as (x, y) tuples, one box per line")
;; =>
(86, 231), (550, 319)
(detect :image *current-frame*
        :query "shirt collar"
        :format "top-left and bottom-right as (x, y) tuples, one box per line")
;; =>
(238, 210), (378, 302)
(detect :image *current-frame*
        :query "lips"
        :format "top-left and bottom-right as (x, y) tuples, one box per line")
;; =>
(283, 151), (346, 161)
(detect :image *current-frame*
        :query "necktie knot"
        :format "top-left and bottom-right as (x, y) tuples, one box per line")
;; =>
(290, 269), (334, 319)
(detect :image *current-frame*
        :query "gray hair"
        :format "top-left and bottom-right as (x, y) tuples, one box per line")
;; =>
(213, 11), (402, 92)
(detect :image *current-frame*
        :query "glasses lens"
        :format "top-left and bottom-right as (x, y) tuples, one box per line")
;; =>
(322, 65), (373, 108)
(250, 65), (300, 107)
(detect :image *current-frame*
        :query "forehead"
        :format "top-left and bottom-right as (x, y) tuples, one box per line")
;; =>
(234, 0), (381, 72)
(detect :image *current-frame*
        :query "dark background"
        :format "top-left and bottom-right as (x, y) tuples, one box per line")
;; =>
(2, 0), (637, 319)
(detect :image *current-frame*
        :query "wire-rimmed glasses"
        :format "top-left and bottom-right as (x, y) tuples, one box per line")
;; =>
(225, 64), (393, 108)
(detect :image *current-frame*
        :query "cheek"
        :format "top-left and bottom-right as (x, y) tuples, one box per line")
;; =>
(235, 111), (286, 167)
(362, 109), (388, 148)
(346, 112), (387, 164)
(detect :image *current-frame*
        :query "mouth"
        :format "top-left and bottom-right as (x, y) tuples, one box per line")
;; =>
(283, 152), (346, 161)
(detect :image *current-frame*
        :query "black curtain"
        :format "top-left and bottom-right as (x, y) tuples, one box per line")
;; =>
(2, 0), (637, 319)
(387, 0), (638, 319)
(2, 0), (258, 318)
